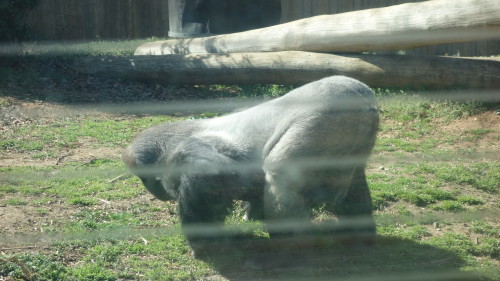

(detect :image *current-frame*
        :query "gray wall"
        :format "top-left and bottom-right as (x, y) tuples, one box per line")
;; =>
(27, 0), (170, 40)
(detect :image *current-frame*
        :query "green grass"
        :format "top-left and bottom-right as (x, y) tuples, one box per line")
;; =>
(470, 221), (499, 237)
(430, 200), (465, 212)
(457, 195), (484, 206)
(67, 197), (100, 207)
(368, 162), (498, 212)
(0, 253), (68, 280)
(378, 225), (430, 240)
(430, 163), (499, 193)
(2, 198), (27, 206)
(0, 115), (181, 156)
(0, 163), (145, 206)
(1, 235), (214, 280)
(373, 90), (497, 155)
(374, 89), (490, 121)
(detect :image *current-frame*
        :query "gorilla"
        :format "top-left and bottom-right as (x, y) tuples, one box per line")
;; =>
(123, 76), (379, 257)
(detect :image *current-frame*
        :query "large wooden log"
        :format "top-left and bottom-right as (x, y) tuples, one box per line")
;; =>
(73, 51), (500, 89)
(135, 0), (500, 55)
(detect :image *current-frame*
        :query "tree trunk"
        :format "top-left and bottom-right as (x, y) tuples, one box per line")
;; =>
(73, 51), (500, 89)
(135, 0), (500, 55)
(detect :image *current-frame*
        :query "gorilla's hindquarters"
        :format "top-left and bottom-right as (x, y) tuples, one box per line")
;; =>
(261, 97), (378, 242)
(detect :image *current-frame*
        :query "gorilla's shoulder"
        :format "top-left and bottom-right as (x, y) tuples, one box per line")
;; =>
(318, 75), (362, 84)
(283, 76), (375, 106)
(316, 76), (372, 93)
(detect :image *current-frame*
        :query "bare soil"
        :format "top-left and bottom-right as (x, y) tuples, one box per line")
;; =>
(440, 110), (500, 150)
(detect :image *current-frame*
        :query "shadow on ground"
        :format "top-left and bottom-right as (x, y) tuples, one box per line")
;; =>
(0, 56), (241, 105)
(200, 236), (479, 281)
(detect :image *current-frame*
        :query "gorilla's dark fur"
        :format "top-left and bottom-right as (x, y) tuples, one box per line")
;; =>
(124, 76), (379, 256)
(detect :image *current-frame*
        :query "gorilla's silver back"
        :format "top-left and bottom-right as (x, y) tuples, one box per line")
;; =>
(199, 76), (378, 160)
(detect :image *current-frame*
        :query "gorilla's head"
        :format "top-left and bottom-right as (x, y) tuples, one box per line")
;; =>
(123, 143), (173, 201)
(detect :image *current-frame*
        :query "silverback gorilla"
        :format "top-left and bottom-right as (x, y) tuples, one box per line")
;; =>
(123, 76), (379, 257)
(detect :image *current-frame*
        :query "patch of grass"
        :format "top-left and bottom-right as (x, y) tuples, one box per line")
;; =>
(63, 205), (176, 232)
(374, 139), (419, 152)
(2, 198), (27, 206)
(0, 162), (140, 200)
(35, 208), (49, 215)
(399, 191), (436, 206)
(67, 197), (99, 206)
(430, 200), (465, 212)
(431, 163), (499, 193)
(368, 162), (496, 213)
(426, 233), (476, 260)
(422, 189), (456, 201)
(66, 210), (139, 231)
(44, 235), (215, 280)
(374, 92), (496, 155)
(473, 238), (500, 258)
(371, 190), (398, 210)
(378, 225), (430, 240)
(0, 138), (44, 152)
(395, 206), (413, 216)
(0, 186), (17, 193)
(375, 90), (491, 122)
(470, 221), (499, 237)
(0, 253), (68, 280)
(122, 236), (214, 280)
(0, 115), (182, 156)
(31, 151), (56, 159)
(465, 129), (494, 137)
(425, 231), (500, 279)
(457, 196), (484, 206)
(70, 262), (118, 281)
(244, 84), (293, 99)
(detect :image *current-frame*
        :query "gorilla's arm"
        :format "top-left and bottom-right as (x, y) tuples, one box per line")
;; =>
(169, 138), (261, 255)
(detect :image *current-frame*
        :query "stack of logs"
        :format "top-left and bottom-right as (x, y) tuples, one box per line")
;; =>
(75, 0), (500, 89)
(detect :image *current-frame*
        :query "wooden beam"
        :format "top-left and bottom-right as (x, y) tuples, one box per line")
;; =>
(134, 0), (500, 55)
(73, 51), (500, 89)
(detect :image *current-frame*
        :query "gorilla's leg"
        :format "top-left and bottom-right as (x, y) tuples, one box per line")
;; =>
(178, 173), (234, 258)
(331, 167), (376, 243)
(262, 165), (313, 239)
(264, 171), (310, 218)
(172, 138), (249, 257)
(261, 125), (325, 238)
(239, 169), (266, 221)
